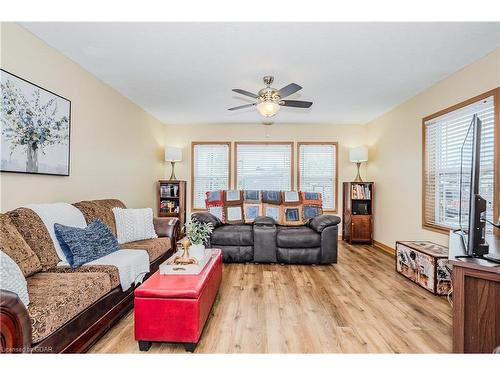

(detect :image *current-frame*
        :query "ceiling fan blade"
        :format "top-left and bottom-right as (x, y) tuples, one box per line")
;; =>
(278, 83), (302, 98)
(232, 89), (259, 99)
(279, 100), (313, 108)
(228, 103), (257, 111)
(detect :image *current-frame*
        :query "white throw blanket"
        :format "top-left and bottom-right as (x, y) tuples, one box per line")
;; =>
(25, 202), (150, 291)
(84, 250), (150, 291)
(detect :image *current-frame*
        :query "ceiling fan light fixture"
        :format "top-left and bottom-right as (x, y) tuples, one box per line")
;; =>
(256, 99), (280, 117)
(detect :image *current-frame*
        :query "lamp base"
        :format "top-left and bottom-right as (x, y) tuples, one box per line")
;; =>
(168, 161), (177, 181)
(353, 162), (363, 182)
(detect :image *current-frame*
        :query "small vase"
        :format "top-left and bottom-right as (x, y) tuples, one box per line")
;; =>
(189, 244), (206, 261)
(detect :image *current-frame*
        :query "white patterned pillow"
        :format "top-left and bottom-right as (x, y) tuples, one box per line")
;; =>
(0, 250), (30, 307)
(112, 208), (158, 245)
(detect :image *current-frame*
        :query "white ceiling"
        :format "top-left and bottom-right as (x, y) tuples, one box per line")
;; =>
(21, 22), (500, 125)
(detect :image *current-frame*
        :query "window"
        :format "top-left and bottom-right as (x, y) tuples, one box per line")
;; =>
(423, 91), (498, 233)
(191, 142), (231, 209)
(298, 143), (338, 211)
(235, 142), (293, 190)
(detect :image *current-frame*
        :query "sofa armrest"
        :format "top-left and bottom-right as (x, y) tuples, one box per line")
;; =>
(253, 216), (276, 227)
(0, 289), (32, 353)
(307, 214), (341, 233)
(191, 212), (222, 228)
(154, 217), (180, 251)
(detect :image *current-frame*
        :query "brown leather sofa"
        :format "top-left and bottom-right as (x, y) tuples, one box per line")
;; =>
(0, 199), (179, 354)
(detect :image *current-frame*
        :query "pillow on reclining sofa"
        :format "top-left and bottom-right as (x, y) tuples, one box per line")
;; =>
(54, 219), (120, 268)
(112, 207), (158, 244)
(0, 213), (42, 277)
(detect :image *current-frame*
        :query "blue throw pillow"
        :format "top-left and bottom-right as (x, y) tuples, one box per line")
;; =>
(54, 219), (120, 268)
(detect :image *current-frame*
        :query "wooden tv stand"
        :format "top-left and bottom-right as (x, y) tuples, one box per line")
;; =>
(450, 234), (500, 353)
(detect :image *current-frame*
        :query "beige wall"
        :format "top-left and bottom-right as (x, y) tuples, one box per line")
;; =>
(0, 23), (166, 212)
(366, 48), (500, 248)
(163, 123), (368, 226)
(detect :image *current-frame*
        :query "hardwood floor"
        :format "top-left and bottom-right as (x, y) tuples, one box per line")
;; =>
(89, 241), (452, 353)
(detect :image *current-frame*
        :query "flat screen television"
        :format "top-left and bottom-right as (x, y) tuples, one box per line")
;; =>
(456, 114), (500, 263)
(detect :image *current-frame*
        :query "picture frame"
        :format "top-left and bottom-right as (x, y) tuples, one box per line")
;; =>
(0, 69), (71, 176)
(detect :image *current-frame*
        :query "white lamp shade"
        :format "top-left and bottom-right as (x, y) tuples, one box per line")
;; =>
(349, 146), (369, 163)
(165, 147), (182, 162)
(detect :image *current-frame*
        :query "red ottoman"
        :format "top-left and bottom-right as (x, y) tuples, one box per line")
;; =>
(134, 249), (222, 352)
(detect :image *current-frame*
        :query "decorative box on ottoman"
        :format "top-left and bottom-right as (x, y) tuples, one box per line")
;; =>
(134, 249), (222, 352)
(395, 241), (451, 295)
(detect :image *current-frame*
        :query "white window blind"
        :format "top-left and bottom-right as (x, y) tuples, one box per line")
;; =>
(299, 144), (337, 210)
(192, 143), (230, 209)
(424, 96), (495, 232)
(236, 143), (292, 190)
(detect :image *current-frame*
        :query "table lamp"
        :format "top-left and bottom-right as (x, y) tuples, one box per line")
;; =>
(165, 147), (182, 180)
(349, 146), (368, 182)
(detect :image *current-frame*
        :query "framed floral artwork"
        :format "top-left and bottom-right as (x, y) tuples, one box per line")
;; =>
(1, 69), (71, 176)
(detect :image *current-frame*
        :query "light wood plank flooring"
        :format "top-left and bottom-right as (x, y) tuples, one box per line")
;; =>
(89, 241), (452, 353)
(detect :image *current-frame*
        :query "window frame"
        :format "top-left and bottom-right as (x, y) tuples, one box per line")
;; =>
(421, 88), (500, 235)
(297, 142), (339, 213)
(190, 141), (232, 211)
(234, 141), (294, 191)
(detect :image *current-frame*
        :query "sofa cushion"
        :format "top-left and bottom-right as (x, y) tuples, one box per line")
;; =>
(211, 225), (253, 246)
(7, 208), (60, 271)
(276, 247), (321, 264)
(217, 245), (254, 263)
(120, 237), (171, 262)
(27, 271), (112, 343)
(47, 264), (120, 289)
(54, 219), (120, 268)
(276, 226), (321, 248)
(0, 213), (42, 277)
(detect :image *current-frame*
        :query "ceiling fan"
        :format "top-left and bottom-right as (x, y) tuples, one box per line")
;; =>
(228, 76), (313, 117)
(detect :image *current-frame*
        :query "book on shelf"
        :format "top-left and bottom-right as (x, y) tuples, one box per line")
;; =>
(160, 184), (179, 198)
(351, 184), (371, 200)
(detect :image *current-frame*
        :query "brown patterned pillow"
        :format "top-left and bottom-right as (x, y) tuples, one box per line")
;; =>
(73, 200), (116, 236)
(1, 213), (42, 276)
